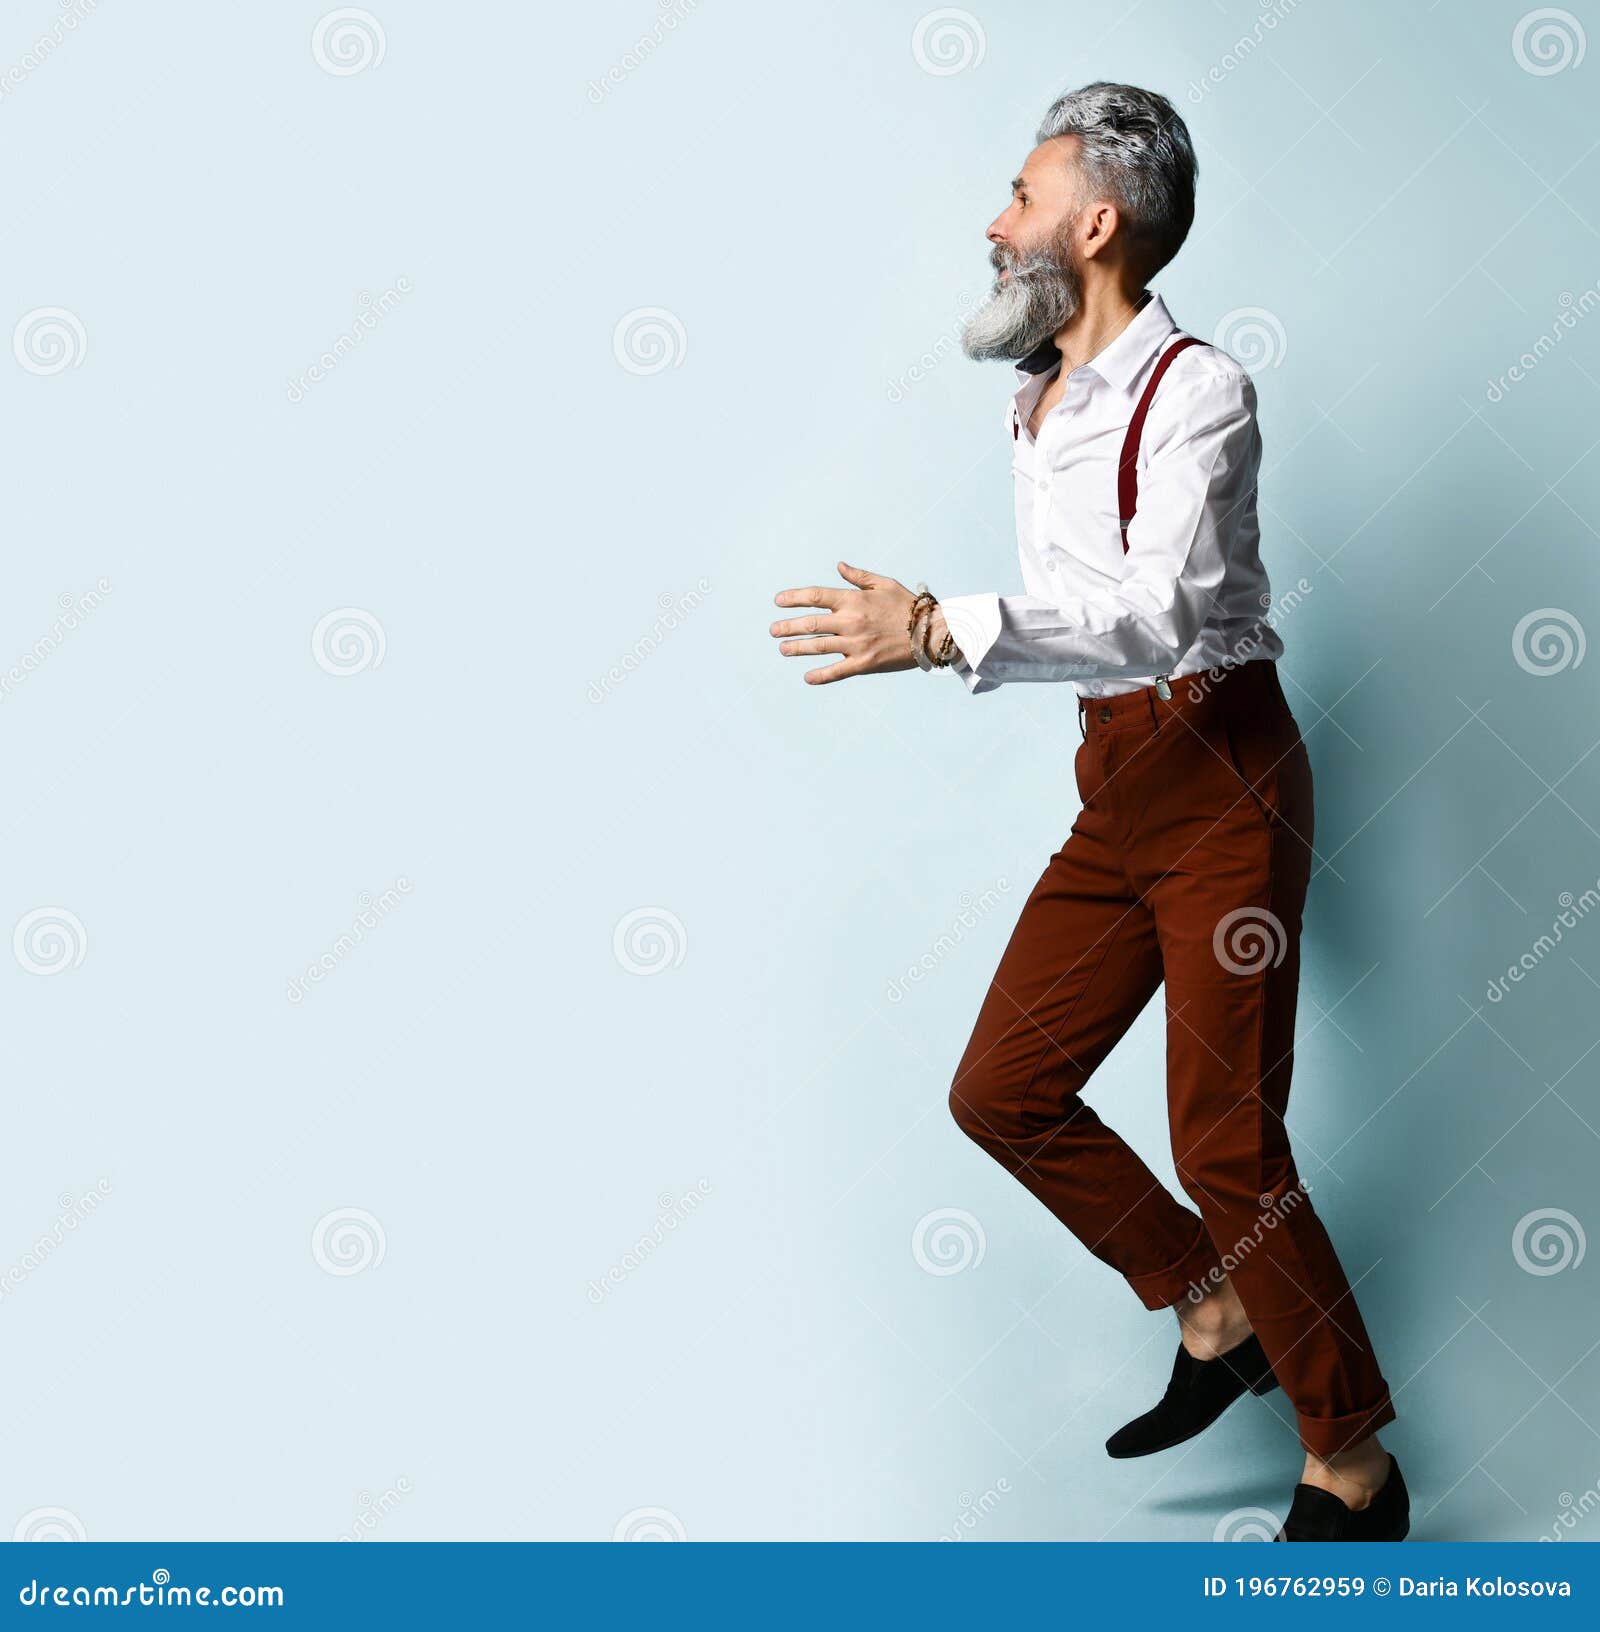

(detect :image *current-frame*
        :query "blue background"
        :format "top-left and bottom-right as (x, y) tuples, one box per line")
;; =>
(1, 0), (1597, 1544)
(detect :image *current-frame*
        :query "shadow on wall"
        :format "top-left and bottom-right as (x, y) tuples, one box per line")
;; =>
(1290, 424), (1594, 1536)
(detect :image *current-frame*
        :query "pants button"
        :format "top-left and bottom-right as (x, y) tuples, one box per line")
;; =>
(1097, 707), (1112, 724)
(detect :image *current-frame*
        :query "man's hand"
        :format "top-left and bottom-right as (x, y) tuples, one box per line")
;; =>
(770, 561), (919, 685)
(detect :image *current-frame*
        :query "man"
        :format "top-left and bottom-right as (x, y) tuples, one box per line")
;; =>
(769, 83), (1404, 1543)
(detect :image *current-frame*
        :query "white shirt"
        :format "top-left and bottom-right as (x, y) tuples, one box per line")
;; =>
(941, 292), (1282, 698)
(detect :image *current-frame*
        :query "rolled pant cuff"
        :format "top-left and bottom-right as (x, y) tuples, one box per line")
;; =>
(1297, 1393), (1397, 1458)
(1125, 1223), (1224, 1312)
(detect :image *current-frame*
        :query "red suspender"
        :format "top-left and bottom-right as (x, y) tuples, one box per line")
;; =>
(1118, 335), (1207, 553)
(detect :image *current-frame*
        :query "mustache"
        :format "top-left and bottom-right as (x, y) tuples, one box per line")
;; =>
(991, 242), (1062, 281)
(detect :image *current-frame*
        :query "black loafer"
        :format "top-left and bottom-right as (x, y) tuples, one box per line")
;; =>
(1275, 1456), (1409, 1541)
(1105, 1333), (1278, 1458)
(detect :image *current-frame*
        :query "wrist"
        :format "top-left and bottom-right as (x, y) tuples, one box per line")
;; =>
(906, 586), (957, 671)
(906, 586), (936, 670)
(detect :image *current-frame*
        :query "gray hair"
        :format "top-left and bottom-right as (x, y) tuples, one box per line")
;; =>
(1035, 82), (1197, 280)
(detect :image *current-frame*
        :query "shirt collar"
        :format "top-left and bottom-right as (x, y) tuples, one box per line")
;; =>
(1011, 290), (1178, 394)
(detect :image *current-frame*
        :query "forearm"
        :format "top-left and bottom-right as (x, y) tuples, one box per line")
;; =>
(935, 578), (1213, 691)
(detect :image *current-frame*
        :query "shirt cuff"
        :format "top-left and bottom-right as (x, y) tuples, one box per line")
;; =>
(938, 593), (1003, 694)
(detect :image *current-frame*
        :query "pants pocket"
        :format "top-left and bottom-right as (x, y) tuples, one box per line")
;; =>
(1217, 707), (1287, 830)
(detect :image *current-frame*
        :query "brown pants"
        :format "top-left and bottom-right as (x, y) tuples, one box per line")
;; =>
(948, 659), (1395, 1457)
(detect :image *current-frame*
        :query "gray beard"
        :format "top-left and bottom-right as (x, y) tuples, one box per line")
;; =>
(961, 245), (1083, 363)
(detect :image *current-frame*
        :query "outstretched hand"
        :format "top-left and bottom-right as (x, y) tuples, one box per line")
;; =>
(770, 562), (919, 685)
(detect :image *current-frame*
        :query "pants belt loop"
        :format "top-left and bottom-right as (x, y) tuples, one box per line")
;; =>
(1076, 695), (1087, 741)
(1147, 684), (1161, 734)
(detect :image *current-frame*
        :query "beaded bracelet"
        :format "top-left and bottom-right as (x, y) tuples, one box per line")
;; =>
(912, 605), (938, 671)
(907, 584), (958, 671)
(907, 585), (938, 670)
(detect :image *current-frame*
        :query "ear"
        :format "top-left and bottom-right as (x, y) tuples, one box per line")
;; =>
(1079, 199), (1120, 260)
